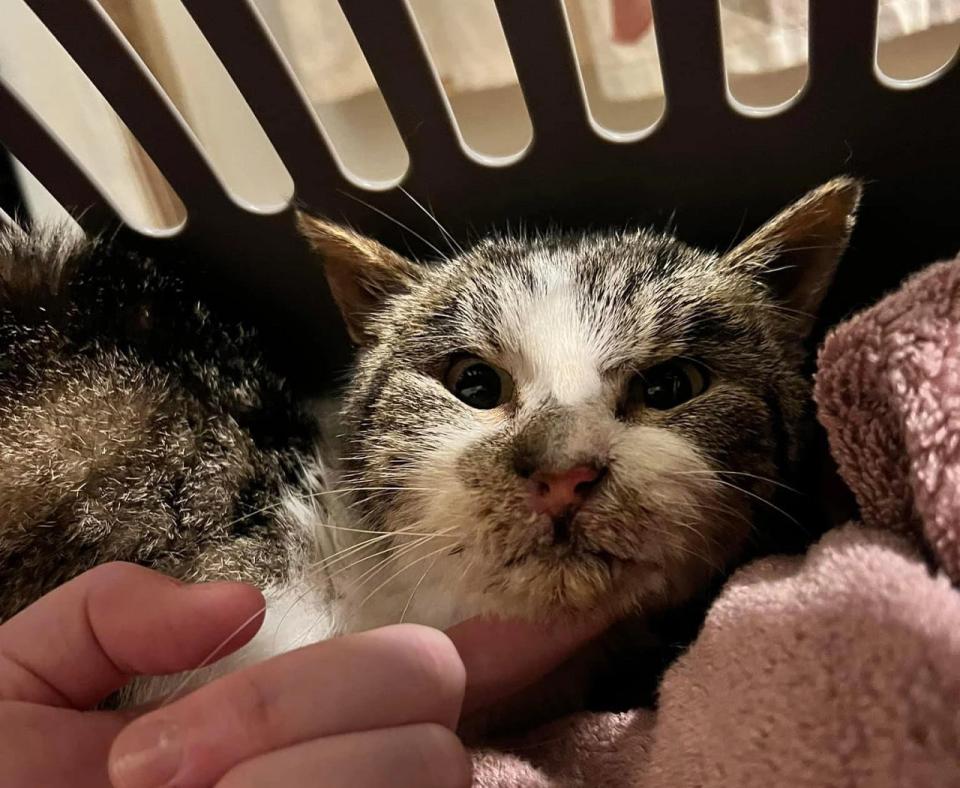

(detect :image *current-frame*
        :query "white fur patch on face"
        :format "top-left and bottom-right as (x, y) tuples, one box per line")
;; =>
(609, 423), (713, 525)
(493, 255), (659, 409)
(509, 268), (603, 407)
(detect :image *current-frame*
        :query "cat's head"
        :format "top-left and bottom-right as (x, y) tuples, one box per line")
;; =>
(299, 178), (860, 624)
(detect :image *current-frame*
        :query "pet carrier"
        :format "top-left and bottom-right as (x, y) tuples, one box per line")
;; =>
(0, 0), (958, 384)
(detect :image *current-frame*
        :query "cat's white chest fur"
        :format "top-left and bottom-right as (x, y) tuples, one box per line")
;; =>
(131, 482), (470, 706)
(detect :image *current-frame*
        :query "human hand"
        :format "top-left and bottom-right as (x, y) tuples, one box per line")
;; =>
(1, 562), (604, 787)
(107, 609), (604, 788)
(0, 563), (468, 788)
(0, 563), (265, 787)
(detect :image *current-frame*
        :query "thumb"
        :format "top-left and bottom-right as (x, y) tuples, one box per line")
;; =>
(0, 562), (264, 709)
(448, 615), (608, 716)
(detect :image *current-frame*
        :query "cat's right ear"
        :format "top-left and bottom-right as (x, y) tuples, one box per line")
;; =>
(719, 176), (862, 336)
(298, 214), (421, 345)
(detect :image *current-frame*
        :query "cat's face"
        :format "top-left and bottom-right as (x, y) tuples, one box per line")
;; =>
(301, 178), (860, 624)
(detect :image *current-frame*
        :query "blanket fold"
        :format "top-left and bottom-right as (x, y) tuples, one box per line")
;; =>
(817, 256), (960, 583)
(472, 255), (960, 787)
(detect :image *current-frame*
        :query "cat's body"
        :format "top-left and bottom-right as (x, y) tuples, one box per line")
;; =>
(0, 179), (861, 711)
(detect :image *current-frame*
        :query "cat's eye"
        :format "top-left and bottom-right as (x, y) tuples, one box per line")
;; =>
(629, 360), (709, 411)
(444, 357), (514, 410)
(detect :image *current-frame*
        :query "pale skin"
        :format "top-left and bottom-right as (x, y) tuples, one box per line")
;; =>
(0, 563), (605, 787)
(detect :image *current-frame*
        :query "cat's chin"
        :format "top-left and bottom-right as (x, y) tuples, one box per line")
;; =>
(473, 551), (667, 622)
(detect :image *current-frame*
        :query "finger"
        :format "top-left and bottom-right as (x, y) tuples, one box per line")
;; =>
(108, 624), (465, 788)
(215, 724), (471, 788)
(0, 562), (264, 708)
(0, 702), (129, 787)
(612, 0), (654, 43)
(447, 615), (609, 715)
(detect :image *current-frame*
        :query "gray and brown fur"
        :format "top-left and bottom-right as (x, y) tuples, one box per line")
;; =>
(0, 179), (860, 654)
(0, 228), (314, 621)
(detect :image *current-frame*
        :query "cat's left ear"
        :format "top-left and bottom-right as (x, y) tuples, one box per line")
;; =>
(298, 213), (421, 345)
(721, 176), (862, 332)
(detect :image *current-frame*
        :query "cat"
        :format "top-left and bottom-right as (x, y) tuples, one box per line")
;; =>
(0, 177), (860, 709)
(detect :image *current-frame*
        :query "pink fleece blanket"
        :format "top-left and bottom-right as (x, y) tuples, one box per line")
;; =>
(472, 257), (960, 787)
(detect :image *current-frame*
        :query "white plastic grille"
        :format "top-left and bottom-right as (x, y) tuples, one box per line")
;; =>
(1, 1), (958, 381)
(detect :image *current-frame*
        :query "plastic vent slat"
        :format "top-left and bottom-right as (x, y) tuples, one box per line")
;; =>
(179, 0), (349, 210)
(494, 0), (593, 152)
(338, 0), (463, 178)
(0, 78), (115, 231)
(23, 0), (232, 220)
(652, 0), (728, 125)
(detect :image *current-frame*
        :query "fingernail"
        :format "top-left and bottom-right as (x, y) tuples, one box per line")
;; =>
(109, 719), (182, 788)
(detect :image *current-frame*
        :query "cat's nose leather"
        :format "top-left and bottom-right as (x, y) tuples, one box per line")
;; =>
(528, 465), (604, 517)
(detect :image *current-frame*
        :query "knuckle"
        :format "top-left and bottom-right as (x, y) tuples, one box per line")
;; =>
(411, 723), (472, 788)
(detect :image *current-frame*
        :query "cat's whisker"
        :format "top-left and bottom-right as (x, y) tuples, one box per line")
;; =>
(276, 527), (456, 649)
(222, 501), (281, 530)
(220, 485), (444, 535)
(308, 521), (459, 540)
(717, 209), (749, 258)
(270, 577), (331, 648)
(398, 186), (465, 256)
(305, 523), (459, 583)
(662, 510), (728, 550)
(667, 468), (799, 495)
(728, 301), (815, 320)
(165, 532), (409, 705)
(159, 601), (271, 707)
(399, 552), (442, 623)
(337, 189), (448, 261)
(290, 530), (452, 647)
(683, 499), (756, 533)
(322, 533), (433, 585)
(293, 485), (443, 499)
(281, 538), (436, 648)
(307, 531), (399, 574)
(642, 522), (722, 571)
(357, 542), (460, 612)
(692, 476), (803, 528)
(277, 524), (455, 644)
(342, 533), (447, 592)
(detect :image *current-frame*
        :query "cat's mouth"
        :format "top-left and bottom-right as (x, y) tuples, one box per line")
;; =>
(503, 544), (626, 569)
(489, 541), (662, 617)
(466, 494), (675, 614)
(495, 513), (660, 595)
(527, 508), (644, 564)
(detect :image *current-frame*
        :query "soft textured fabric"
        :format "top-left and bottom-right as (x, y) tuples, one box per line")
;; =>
(817, 256), (960, 583)
(471, 256), (960, 787)
(473, 526), (960, 787)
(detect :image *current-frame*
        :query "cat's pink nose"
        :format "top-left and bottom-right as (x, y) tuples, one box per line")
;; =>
(528, 465), (604, 517)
